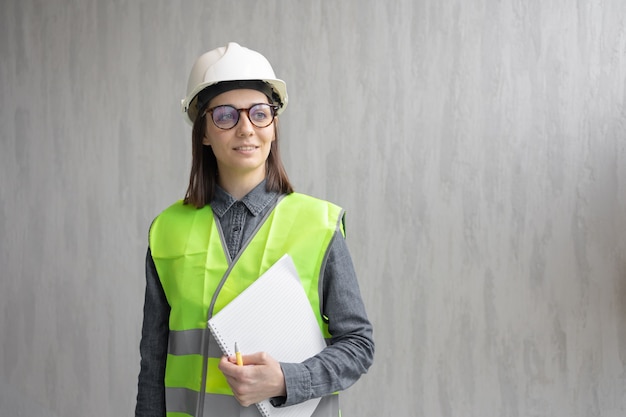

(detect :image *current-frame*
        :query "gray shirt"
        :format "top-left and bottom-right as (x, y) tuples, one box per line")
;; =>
(136, 181), (375, 416)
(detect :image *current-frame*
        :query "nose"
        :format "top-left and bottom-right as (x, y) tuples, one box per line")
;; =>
(236, 109), (254, 136)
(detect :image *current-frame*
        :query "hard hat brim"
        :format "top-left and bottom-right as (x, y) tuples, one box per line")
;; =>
(181, 78), (288, 126)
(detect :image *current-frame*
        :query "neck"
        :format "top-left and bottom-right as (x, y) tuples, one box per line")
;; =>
(218, 172), (265, 200)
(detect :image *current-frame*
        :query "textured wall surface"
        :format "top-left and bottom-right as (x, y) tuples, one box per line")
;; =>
(2, 1), (626, 416)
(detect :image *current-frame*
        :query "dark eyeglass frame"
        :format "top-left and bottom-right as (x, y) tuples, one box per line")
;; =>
(203, 103), (279, 130)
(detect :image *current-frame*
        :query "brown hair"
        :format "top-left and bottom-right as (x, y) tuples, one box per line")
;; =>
(183, 108), (294, 208)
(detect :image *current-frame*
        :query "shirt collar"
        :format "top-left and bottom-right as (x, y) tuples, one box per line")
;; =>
(211, 180), (278, 218)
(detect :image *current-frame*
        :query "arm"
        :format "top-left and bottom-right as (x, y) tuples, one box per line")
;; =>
(278, 231), (375, 406)
(135, 249), (170, 417)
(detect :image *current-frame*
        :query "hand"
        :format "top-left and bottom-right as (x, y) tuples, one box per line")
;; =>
(218, 351), (287, 407)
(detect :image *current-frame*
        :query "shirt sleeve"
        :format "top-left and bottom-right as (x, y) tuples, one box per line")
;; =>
(277, 231), (375, 406)
(135, 249), (170, 417)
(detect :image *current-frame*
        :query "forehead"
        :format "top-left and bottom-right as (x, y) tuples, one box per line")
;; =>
(209, 88), (269, 107)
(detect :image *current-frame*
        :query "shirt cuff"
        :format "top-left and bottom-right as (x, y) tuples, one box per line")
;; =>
(279, 362), (311, 406)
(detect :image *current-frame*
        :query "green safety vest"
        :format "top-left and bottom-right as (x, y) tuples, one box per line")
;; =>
(150, 193), (344, 417)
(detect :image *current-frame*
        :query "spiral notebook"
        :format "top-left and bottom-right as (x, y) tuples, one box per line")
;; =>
(208, 254), (327, 417)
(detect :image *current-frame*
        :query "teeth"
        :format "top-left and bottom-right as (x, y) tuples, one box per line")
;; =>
(236, 146), (256, 151)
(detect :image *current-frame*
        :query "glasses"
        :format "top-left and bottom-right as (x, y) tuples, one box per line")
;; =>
(204, 103), (278, 130)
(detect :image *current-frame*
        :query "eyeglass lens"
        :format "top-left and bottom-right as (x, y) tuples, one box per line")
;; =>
(210, 104), (275, 129)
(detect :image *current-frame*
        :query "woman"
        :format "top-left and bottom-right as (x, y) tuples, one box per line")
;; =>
(136, 42), (374, 417)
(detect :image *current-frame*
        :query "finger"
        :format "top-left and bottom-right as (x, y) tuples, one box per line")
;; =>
(218, 356), (240, 376)
(239, 351), (270, 365)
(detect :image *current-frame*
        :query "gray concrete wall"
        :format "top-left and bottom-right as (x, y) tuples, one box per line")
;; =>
(2, 1), (626, 416)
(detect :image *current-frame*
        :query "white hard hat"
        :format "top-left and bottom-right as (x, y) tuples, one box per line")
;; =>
(181, 42), (288, 125)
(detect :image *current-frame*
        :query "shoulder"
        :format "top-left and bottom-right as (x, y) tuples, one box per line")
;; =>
(159, 200), (193, 215)
(282, 193), (346, 235)
(150, 200), (211, 237)
(152, 200), (207, 223)
(149, 201), (214, 254)
(285, 192), (342, 210)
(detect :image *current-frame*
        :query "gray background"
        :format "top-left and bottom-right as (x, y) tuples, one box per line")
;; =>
(2, 1), (626, 416)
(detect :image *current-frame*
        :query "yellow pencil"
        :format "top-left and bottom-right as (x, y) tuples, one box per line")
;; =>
(235, 342), (243, 366)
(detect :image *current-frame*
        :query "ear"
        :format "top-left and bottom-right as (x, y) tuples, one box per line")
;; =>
(202, 135), (211, 146)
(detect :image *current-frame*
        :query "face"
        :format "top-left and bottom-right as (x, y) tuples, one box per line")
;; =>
(202, 89), (276, 183)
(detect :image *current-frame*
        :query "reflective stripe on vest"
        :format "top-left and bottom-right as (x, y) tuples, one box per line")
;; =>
(150, 193), (344, 417)
(165, 388), (340, 417)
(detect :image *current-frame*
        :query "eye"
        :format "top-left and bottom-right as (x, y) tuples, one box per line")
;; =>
(250, 105), (271, 121)
(251, 111), (268, 121)
(212, 106), (237, 122)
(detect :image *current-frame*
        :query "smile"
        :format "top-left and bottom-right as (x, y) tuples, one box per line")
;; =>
(234, 146), (258, 151)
